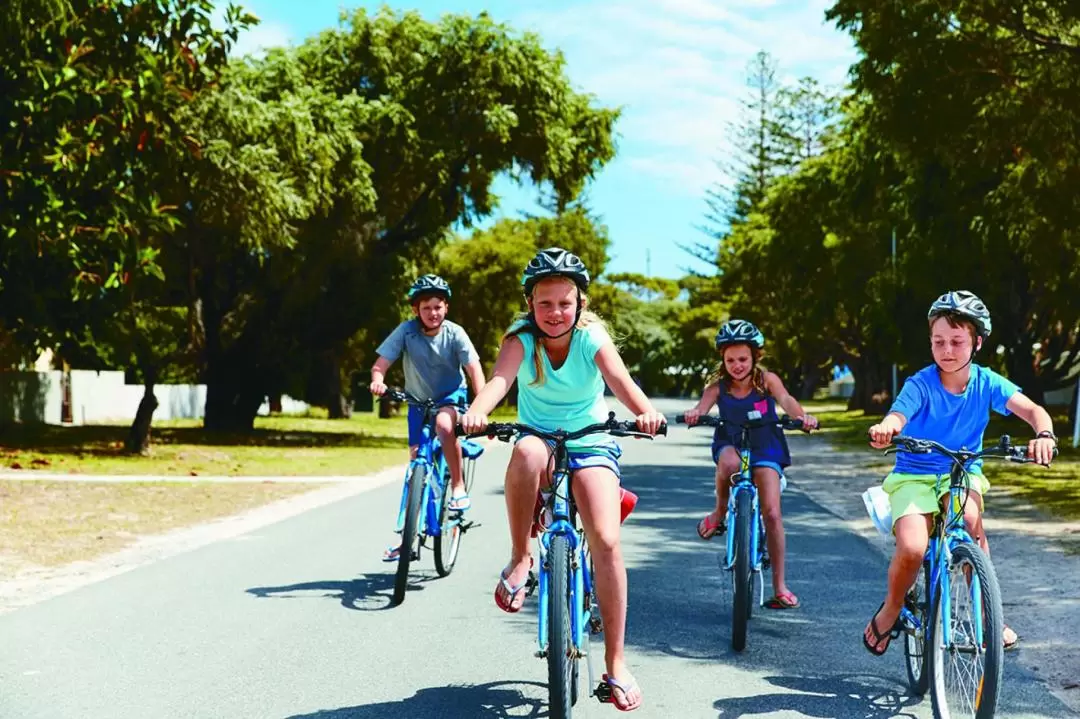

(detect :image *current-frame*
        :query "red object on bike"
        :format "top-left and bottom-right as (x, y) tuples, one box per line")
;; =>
(619, 488), (638, 524)
(529, 487), (639, 537)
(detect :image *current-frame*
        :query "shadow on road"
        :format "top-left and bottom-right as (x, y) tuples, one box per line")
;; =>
(712, 672), (921, 718)
(284, 680), (549, 719)
(245, 570), (443, 611)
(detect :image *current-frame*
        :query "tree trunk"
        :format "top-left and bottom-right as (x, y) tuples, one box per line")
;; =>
(125, 377), (158, 455)
(797, 361), (823, 401)
(203, 348), (265, 432)
(847, 352), (890, 414)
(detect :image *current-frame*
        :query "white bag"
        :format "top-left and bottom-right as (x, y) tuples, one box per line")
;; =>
(862, 485), (893, 537)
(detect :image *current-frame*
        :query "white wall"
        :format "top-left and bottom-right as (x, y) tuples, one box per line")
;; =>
(1, 370), (306, 425)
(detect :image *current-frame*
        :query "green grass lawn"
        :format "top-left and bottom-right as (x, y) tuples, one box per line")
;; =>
(803, 400), (1080, 520)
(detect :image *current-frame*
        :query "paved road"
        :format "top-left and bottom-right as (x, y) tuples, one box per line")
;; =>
(1, 398), (1076, 718)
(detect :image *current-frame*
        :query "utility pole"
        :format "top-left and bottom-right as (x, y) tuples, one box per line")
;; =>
(891, 227), (898, 401)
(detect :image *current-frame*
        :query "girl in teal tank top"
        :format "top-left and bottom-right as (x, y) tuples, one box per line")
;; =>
(461, 247), (665, 712)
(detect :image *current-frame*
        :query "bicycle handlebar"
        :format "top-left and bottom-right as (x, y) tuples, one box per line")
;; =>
(887, 434), (1058, 466)
(674, 413), (806, 432)
(382, 387), (462, 409)
(455, 411), (667, 442)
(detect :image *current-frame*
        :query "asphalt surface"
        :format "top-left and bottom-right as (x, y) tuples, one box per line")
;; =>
(1, 398), (1076, 718)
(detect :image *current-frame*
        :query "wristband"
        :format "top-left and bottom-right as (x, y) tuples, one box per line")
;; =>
(1036, 430), (1058, 444)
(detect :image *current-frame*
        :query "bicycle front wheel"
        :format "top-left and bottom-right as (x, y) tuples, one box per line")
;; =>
(928, 543), (1003, 719)
(905, 561), (931, 695)
(547, 534), (575, 718)
(433, 466), (462, 577)
(731, 490), (753, 652)
(392, 464), (425, 606)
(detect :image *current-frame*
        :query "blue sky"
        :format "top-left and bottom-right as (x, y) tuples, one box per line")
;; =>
(229, 0), (858, 278)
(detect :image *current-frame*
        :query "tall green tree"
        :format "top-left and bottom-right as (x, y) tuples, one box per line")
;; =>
(1, 0), (252, 446)
(182, 8), (618, 430)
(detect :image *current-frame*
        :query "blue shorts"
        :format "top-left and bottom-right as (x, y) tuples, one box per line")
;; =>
(407, 387), (467, 446)
(521, 436), (623, 481)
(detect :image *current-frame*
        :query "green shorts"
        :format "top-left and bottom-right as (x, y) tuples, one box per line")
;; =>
(882, 472), (991, 527)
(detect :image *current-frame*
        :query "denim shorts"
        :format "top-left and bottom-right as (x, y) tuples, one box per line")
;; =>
(519, 436), (623, 481)
(407, 387), (467, 446)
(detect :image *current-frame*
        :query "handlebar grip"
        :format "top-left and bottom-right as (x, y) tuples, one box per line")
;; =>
(674, 413), (686, 424)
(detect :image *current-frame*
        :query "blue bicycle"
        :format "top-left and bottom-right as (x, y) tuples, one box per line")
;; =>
(677, 410), (804, 652)
(459, 412), (663, 719)
(385, 388), (483, 606)
(888, 435), (1054, 719)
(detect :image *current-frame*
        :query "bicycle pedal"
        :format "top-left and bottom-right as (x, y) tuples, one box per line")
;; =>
(589, 617), (604, 635)
(525, 572), (538, 596)
(459, 520), (480, 532)
(762, 556), (771, 570)
(595, 682), (613, 703)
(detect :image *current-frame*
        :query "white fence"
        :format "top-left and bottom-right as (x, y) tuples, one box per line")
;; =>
(0, 370), (307, 425)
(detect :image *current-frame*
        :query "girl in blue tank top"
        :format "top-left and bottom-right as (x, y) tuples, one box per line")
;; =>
(682, 319), (818, 610)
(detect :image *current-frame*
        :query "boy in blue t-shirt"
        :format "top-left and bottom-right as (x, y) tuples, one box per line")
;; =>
(862, 291), (1057, 656)
(370, 274), (485, 560)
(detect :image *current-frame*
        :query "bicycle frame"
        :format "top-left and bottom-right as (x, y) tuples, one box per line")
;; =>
(723, 435), (765, 583)
(394, 417), (449, 537)
(536, 450), (591, 662)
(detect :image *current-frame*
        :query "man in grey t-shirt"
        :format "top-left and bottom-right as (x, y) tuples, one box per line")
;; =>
(369, 274), (485, 561)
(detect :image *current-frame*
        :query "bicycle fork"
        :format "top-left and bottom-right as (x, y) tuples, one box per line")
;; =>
(724, 482), (768, 607)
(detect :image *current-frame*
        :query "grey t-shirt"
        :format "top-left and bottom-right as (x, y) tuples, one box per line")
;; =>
(375, 319), (479, 400)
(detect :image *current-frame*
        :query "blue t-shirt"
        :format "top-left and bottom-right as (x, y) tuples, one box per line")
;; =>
(512, 320), (612, 450)
(890, 364), (1020, 475)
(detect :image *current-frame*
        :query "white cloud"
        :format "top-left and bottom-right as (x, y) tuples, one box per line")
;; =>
(231, 19), (292, 58)
(512, 0), (857, 198)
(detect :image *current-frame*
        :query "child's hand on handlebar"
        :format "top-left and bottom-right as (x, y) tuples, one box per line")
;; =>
(682, 408), (702, 426)
(868, 422), (898, 449)
(635, 411), (666, 436)
(460, 412), (489, 435)
(798, 413), (819, 431)
(369, 380), (387, 396)
(1028, 436), (1056, 466)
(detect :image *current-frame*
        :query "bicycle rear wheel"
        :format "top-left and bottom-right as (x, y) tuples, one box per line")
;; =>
(392, 464), (425, 606)
(433, 466), (462, 577)
(928, 543), (1003, 719)
(731, 490), (753, 652)
(547, 534), (575, 718)
(904, 561), (931, 695)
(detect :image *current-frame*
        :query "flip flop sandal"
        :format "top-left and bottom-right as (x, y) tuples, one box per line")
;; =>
(697, 513), (725, 540)
(862, 601), (903, 656)
(448, 493), (471, 511)
(596, 673), (642, 712)
(494, 562), (535, 613)
(381, 545), (401, 562)
(1003, 624), (1019, 651)
(764, 592), (800, 609)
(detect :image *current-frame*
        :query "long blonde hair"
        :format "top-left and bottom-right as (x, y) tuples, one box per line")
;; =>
(707, 344), (768, 397)
(504, 277), (608, 387)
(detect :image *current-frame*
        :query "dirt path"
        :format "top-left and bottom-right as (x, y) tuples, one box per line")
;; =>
(786, 433), (1080, 713)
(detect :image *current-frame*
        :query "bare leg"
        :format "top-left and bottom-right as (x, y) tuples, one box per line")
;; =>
(495, 436), (548, 610)
(574, 466), (642, 711)
(754, 467), (789, 598)
(434, 407), (465, 496)
(865, 513), (931, 653)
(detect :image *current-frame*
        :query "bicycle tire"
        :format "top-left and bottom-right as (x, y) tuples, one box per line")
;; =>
(392, 464), (425, 606)
(928, 543), (1003, 719)
(905, 561), (931, 695)
(547, 534), (574, 718)
(433, 465), (462, 577)
(731, 490), (753, 652)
